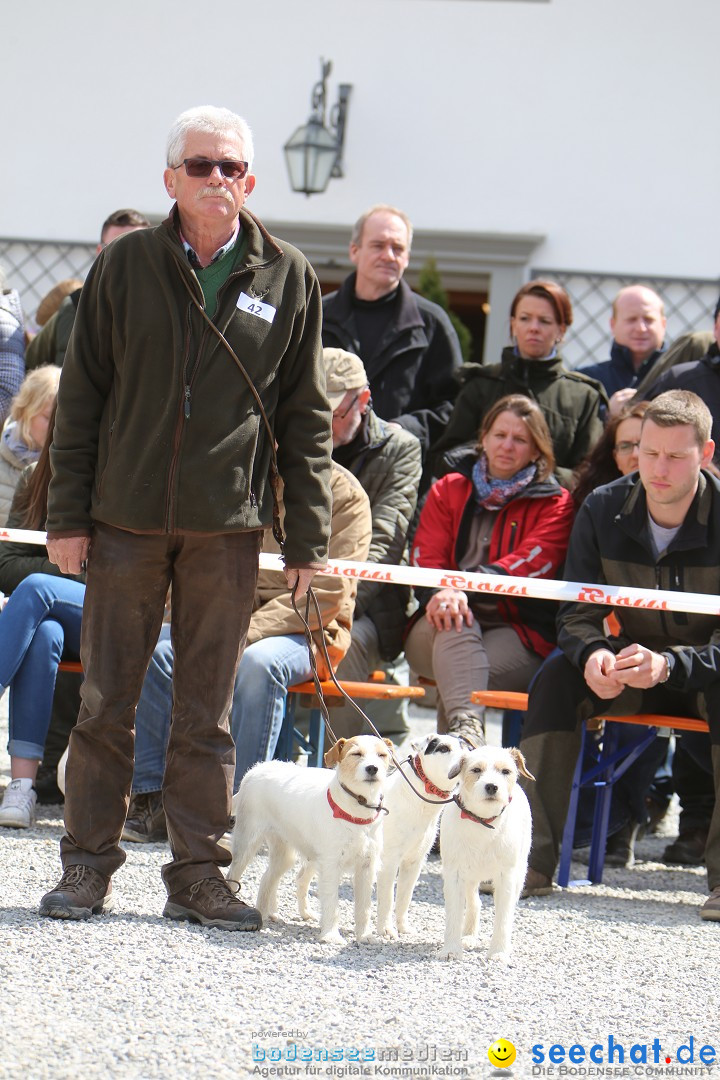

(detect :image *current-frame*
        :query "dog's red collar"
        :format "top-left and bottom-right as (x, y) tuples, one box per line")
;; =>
(455, 794), (510, 829)
(411, 755), (452, 799)
(327, 788), (382, 825)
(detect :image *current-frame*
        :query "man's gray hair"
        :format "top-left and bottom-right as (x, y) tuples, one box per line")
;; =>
(351, 204), (413, 249)
(166, 106), (254, 171)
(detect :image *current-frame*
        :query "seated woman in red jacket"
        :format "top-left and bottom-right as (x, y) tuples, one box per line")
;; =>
(405, 394), (575, 745)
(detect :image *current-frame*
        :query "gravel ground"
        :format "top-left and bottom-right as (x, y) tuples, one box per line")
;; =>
(1, 696), (718, 1080)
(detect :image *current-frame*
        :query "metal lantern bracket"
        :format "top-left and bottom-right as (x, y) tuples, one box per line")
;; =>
(284, 59), (352, 196)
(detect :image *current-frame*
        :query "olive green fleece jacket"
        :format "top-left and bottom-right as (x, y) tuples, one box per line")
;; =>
(431, 347), (607, 488)
(47, 208), (332, 569)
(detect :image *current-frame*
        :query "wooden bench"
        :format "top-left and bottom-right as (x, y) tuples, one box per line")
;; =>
(56, 661), (423, 770)
(470, 689), (528, 747)
(58, 661), (83, 674)
(278, 678), (426, 767)
(471, 689), (710, 888)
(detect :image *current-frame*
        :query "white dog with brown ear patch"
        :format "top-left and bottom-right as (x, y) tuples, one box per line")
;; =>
(228, 735), (393, 944)
(439, 746), (534, 962)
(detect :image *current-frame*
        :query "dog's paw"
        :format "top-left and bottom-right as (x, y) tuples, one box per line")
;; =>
(319, 929), (345, 945)
(379, 923), (399, 941)
(298, 905), (317, 923)
(357, 930), (380, 945)
(439, 945), (463, 961)
(396, 918), (412, 936)
(487, 946), (510, 965)
(462, 935), (478, 949)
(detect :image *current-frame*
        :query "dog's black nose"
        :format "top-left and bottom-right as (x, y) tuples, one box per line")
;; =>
(485, 783), (498, 796)
(365, 764), (378, 776)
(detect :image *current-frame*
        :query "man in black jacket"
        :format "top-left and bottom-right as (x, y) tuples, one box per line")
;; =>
(322, 205), (461, 462)
(578, 284), (666, 418)
(519, 391), (720, 922)
(645, 295), (720, 459)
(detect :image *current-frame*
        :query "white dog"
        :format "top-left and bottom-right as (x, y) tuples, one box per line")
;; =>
(376, 733), (466, 940)
(56, 746), (68, 795)
(439, 745), (534, 962)
(228, 735), (393, 944)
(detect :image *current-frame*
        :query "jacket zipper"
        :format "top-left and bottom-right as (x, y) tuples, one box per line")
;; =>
(215, 268), (266, 511)
(161, 245), (277, 529)
(164, 305), (196, 531)
(659, 562), (686, 629)
(97, 422), (115, 498)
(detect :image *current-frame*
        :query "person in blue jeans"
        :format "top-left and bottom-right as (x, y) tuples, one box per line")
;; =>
(0, 573), (84, 828)
(124, 462), (372, 843)
(132, 625), (313, 793)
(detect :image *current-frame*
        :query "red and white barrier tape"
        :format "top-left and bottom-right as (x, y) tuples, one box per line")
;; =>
(2, 525), (718, 617)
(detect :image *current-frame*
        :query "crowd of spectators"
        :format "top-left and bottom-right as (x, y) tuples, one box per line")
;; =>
(0, 193), (718, 924)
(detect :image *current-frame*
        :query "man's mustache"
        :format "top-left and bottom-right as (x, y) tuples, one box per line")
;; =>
(196, 187), (234, 202)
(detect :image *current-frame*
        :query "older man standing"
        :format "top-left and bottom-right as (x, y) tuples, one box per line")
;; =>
(322, 205), (461, 461)
(39, 106), (333, 930)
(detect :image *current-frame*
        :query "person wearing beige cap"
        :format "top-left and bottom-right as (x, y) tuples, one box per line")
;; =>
(324, 348), (372, 448)
(320, 346), (422, 738)
(322, 205), (461, 462)
(324, 348), (368, 408)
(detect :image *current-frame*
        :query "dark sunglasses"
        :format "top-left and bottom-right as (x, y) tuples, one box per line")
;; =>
(175, 158), (249, 180)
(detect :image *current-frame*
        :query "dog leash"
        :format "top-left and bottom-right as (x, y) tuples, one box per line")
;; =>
(289, 591), (474, 803)
(177, 278), (467, 814)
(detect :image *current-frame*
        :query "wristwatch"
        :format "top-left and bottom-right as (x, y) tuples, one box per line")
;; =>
(658, 653), (672, 683)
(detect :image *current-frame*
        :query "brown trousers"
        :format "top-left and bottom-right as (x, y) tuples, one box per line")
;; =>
(60, 523), (261, 894)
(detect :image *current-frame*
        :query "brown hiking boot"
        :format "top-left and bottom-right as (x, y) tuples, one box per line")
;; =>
(700, 886), (720, 922)
(122, 791), (167, 844)
(521, 868), (555, 898)
(39, 865), (114, 920)
(163, 877), (263, 931)
(662, 828), (707, 866)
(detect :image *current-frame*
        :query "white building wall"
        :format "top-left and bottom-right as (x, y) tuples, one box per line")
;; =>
(1, 0), (718, 352)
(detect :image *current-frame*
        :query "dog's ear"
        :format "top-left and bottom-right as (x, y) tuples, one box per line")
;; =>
(410, 738), (424, 754)
(509, 747), (535, 781)
(383, 738), (395, 753)
(324, 739), (346, 768)
(447, 755), (466, 781)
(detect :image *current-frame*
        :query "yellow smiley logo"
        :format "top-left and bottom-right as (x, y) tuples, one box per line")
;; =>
(488, 1039), (517, 1068)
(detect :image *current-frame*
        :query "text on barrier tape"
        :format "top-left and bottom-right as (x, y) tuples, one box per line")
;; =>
(2, 526), (718, 617)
